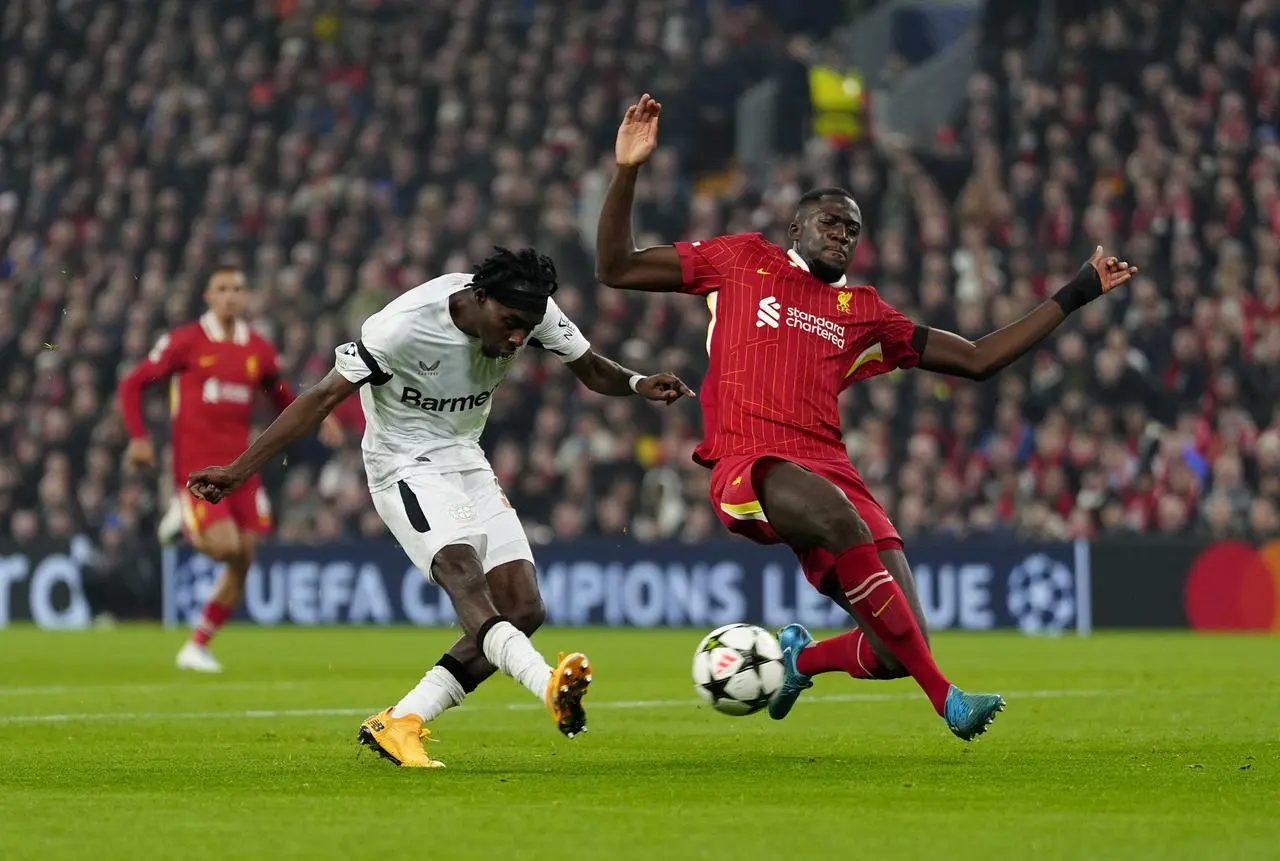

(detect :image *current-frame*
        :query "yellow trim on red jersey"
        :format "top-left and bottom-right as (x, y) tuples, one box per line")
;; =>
(719, 499), (767, 522)
(705, 292), (719, 356)
(844, 342), (884, 377)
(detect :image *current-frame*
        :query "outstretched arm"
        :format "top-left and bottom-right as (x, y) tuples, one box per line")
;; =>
(118, 330), (190, 468)
(118, 331), (187, 439)
(188, 371), (357, 501)
(595, 94), (685, 292)
(916, 247), (1137, 381)
(567, 350), (695, 403)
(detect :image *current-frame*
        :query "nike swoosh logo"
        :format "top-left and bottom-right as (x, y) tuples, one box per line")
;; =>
(756, 268), (770, 275)
(872, 595), (894, 618)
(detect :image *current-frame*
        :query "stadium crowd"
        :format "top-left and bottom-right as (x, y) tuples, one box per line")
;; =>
(3, 0), (1280, 575)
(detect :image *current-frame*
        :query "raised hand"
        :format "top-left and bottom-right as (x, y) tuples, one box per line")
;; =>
(1088, 245), (1139, 293)
(616, 93), (662, 167)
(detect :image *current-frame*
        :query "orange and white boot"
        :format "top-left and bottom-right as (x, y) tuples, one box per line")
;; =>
(546, 652), (592, 738)
(357, 708), (445, 768)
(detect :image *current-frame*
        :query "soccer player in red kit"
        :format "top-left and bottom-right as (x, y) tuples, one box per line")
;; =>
(596, 95), (1137, 739)
(118, 266), (341, 672)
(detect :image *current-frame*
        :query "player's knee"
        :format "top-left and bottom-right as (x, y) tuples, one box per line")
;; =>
(506, 595), (546, 636)
(811, 504), (874, 553)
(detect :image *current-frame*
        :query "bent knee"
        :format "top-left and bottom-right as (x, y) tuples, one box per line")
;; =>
(807, 504), (874, 552)
(504, 596), (546, 635)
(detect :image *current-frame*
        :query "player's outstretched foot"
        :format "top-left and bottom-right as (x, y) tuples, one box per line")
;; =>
(357, 708), (445, 768)
(768, 623), (814, 720)
(175, 641), (222, 673)
(943, 685), (1005, 741)
(546, 652), (592, 738)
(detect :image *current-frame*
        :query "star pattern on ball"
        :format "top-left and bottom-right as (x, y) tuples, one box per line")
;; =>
(735, 647), (771, 675)
(700, 674), (734, 702)
(743, 688), (773, 713)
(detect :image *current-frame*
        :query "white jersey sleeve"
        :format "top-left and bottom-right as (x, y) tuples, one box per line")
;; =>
(334, 312), (398, 386)
(530, 298), (590, 364)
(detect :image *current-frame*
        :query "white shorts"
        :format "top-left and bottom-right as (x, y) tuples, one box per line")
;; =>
(370, 467), (532, 581)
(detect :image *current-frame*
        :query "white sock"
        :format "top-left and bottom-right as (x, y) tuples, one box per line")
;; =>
(391, 666), (467, 722)
(481, 620), (552, 702)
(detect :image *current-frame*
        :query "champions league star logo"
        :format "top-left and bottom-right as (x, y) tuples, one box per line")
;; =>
(170, 553), (222, 626)
(1006, 553), (1077, 634)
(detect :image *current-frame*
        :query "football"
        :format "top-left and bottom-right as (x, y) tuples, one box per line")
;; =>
(691, 623), (785, 716)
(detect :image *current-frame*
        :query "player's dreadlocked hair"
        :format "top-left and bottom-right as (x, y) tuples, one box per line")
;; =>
(472, 246), (559, 313)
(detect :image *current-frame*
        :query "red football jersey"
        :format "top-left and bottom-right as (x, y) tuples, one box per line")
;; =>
(674, 233), (922, 466)
(118, 313), (294, 483)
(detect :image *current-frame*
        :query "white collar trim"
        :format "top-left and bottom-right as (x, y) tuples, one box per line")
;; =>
(200, 311), (250, 345)
(786, 248), (847, 287)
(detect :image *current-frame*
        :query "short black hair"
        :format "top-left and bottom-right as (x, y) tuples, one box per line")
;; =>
(796, 187), (856, 214)
(207, 265), (245, 283)
(472, 246), (558, 312)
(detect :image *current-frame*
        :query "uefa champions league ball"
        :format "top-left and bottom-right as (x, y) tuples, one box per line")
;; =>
(692, 623), (785, 716)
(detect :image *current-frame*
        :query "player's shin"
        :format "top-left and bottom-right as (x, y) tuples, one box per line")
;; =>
(190, 598), (232, 648)
(795, 628), (888, 680)
(391, 655), (477, 722)
(477, 616), (553, 701)
(832, 543), (951, 712)
(190, 559), (247, 647)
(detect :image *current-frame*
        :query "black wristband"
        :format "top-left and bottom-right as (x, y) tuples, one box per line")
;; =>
(1051, 261), (1104, 316)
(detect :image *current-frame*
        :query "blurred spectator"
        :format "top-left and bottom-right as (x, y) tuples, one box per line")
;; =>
(3, 0), (1280, 560)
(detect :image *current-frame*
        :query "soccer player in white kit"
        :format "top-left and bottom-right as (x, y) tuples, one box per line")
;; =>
(188, 247), (694, 767)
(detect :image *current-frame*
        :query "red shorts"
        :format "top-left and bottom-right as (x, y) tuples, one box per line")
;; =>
(179, 476), (272, 539)
(709, 453), (902, 590)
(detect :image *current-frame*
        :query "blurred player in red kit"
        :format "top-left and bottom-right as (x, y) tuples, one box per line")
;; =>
(597, 95), (1138, 740)
(118, 266), (341, 672)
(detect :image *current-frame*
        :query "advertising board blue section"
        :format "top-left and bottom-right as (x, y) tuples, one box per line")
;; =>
(162, 538), (1090, 634)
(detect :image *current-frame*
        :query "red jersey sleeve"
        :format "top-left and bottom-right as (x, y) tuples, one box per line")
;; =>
(256, 341), (295, 413)
(672, 233), (761, 296)
(875, 296), (924, 371)
(118, 328), (191, 439)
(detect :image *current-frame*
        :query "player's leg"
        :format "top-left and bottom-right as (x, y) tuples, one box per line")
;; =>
(759, 462), (1003, 738)
(387, 472), (555, 724)
(792, 546), (925, 680)
(359, 476), (588, 767)
(176, 507), (250, 673)
(790, 467), (932, 678)
(427, 472), (589, 737)
(390, 559), (547, 725)
(177, 482), (270, 672)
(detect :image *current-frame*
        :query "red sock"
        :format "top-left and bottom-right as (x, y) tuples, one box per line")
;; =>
(191, 600), (233, 647)
(795, 629), (886, 679)
(832, 543), (951, 713)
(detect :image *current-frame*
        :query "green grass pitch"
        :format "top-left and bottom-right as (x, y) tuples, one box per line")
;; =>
(1, 626), (1277, 860)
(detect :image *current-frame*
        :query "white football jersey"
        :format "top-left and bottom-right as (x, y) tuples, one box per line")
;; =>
(333, 272), (590, 490)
